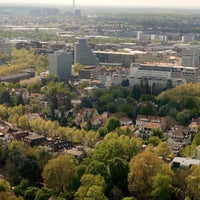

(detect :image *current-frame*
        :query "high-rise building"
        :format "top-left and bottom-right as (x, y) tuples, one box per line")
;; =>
(74, 38), (99, 66)
(182, 45), (200, 67)
(49, 51), (72, 80)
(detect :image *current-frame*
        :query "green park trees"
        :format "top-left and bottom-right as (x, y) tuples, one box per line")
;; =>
(128, 149), (173, 200)
(42, 155), (77, 193)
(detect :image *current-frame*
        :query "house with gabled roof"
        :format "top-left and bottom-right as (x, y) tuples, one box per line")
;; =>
(136, 115), (167, 139)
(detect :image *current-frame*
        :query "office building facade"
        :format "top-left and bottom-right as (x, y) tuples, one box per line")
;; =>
(74, 38), (98, 66)
(182, 45), (200, 67)
(49, 51), (72, 80)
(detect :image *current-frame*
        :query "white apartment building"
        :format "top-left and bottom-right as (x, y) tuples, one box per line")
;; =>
(130, 63), (200, 86)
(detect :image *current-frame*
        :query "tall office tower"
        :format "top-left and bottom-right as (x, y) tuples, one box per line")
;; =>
(74, 38), (99, 66)
(49, 51), (72, 80)
(182, 45), (200, 67)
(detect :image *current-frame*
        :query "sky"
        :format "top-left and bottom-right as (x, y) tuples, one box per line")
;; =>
(1, 0), (200, 9)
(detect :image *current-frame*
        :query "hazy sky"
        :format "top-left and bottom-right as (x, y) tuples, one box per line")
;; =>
(1, 0), (200, 8)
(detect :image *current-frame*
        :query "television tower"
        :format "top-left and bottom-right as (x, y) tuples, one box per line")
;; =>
(73, 0), (75, 11)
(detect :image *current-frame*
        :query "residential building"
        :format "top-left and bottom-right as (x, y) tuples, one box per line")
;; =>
(167, 126), (192, 154)
(182, 45), (200, 67)
(136, 115), (167, 139)
(49, 50), (72, 80)
(74, 38), (98, 66)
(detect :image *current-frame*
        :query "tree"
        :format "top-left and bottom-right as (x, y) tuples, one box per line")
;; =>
(35, 187), (53, 200)
(181, 145), (197, 158)
(75, 174), (106, 200)
(176, 112), (189, 125)
(92, 134), (142, 164)
(186, 165), (200, 200)
(121, 79), (129, 87)
(0, 179), (10, 192)
(154, 142), (171, 158)
(108, 157), (129, 195)
(131, 84), (142, 100)
(148, 136), (161, 146)
(0, 192), (23, 200)
(128, 150), (173, 200)
(86, 160), (110, 186)
(0, 90), (11, 105)
(0, 105), (8, 119)
(18, 115), (29, 130)
(86, 185), (108, 200)
(192, 133), (200, 146)
(151, 128), (165, 139)
(106, 117), (121, 132)
(151, 173), (173, 200)
(42, 155), (77, 193)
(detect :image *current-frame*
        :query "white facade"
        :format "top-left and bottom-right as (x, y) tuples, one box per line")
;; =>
(130, 63), (200, 85)
(182, 35), (195, 43)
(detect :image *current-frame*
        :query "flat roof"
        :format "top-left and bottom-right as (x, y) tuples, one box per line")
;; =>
(139, 63), (198, 70)
(94, 51), (135, 56)
(172, 157), (200, 167)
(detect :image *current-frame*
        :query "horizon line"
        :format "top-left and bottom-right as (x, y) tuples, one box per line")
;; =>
(0, 3), (200, 10)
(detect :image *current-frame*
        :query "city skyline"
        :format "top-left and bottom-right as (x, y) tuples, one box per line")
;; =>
(1, 0), (200, 8)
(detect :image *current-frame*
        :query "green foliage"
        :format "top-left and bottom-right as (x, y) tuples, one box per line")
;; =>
(106, 117), (121, 132)
(92, 133), (142, 164)
(151, 128), (165, 139)
(128, 149), (173, 199)
(42, 155), (77, 193)
(35, 187), (53, 200)
(108, 157), (129, 194)
(0, 48), (47, 76)
(181, 145), (197, 158)
(176, 112), (190, 125)
(154, 142), (171, 158)
(151, 173), (172, 200)
(0, 105), (8, 119)
(192, 133), (200, 146)
(148, 136), (161, 146)
(86, 161), (110, 184)
(0, 191), (24, 200)
(13, 179), (31, 196)
(121, 79), (129, 87)
(75, 174), (106, 200)
(0, 179), (10, 192)
(186, 165), (200, 200)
